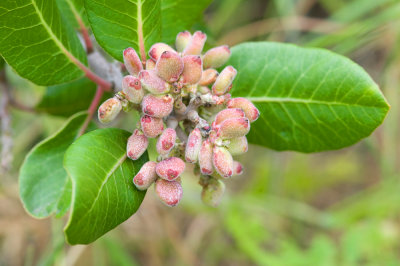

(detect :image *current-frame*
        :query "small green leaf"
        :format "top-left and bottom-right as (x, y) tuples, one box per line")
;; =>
(64, 128), (147, 245)
(161, 0), (212, 45)
(229, 42), (389, 152)
(56, 0), (88, 29)
(85, 0), (161, 61)
(19, 112), (92, 218)
(0, 0), (87, 85)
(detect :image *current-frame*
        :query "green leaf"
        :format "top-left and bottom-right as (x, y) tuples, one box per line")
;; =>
(19, 112), (91, 218)
(64, 128), (147, 245)
(0, 0), (87, 85)
(161, 0), (213, 45)
(85, 0), (161, 61)
(56, 0), (88, 29)
(229, 42), (389, 152)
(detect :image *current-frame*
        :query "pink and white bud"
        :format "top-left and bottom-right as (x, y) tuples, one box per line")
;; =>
(227, 97), (260, 122)
(212, 146), (234, 178)
(183, 31), (207, 55)
(185, 128), (202, 163)
(181, 55), (202, 84)
(142, 94), (174, 118)
(214, 108), (245, 126)
(98, 97), (121, 124)
(139, 70), (170, 94)
(140, 115), (164, 138)
(156, 128), (177, 155)
(212, 66), (237, 96)
(156, 51), (184, 82)
(203, 45), (231, 69)
(133, 161), (157, 190)
(226, 136), (248, 156)
(148, 43), (175, 61)
(123, 47), (143, 76)
(201, 178), (225, 207)
(127, 129), (149, 160)
(155, 179), (183, 207)
(146, 59), (156, 70)
(122, 75), (144, 104)
(217, 117), (250, 139)
(175, 31), (191, 52)
(233, 161), (243, 176)
(199, 139), (214, 175)
(199, 68), (218, 86)
(156, 157), (185, 181)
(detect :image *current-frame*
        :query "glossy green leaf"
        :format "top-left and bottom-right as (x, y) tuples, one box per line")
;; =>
(19, 112), (91, 218)
(161, 0), (212, 45)
(0, 0), (87, 85)
(64, 128), (147, 244)
(56, 0), (88, 29)
(228, 42), (389, 152)
(85, 0), (161, 61)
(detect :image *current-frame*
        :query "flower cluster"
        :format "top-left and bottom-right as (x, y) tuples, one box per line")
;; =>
(98, 31), (259, 207)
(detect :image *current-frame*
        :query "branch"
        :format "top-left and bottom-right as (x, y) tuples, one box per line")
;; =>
(78, 86), (104, 136)
(77, 16), (93, 54)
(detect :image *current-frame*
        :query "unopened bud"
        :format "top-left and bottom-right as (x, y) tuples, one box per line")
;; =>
(146, 59), (156, 70)
(181, 55), (202, 84)
(149, 43), (175, 61)
(123, 47), (143, 76)
(142, 94), (174, 118)
(203, 45), (231, 69)
(199, 139), (213, 175)
(155, 179), (183, 207)
(183, 31), (207, 55)
(127, 129), (149, 160)
(212, 66), (237, 96)
(199, 69), (218, 86)
(156, 128), (177, 155)
(140, 115), (164, 138)
(98, 97), (121, 124)
(233, 161), (243, 176)
(214, 108), (245, 126)
(175, 31), (191, 52)
(217, 117), (250, 139)
(133, 161), (157, 190)
(122, 75), (144, 104)
(212, 146), (234, 178)
(201, 178), (225, 207)
(226, 136), (248, 156)
(227, 97), (260, 122)
(198, 86), (211, 94)
(156, 157), (185, 181)
(156, 51), (184, 82)
(139, 70), (170, 94)
(185, 128), (202, 163)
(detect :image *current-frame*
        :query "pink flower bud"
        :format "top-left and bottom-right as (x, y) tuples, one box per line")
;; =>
(155, 178), (183, 207)
(139, 70), (170, 94)
(149, 43), (175, 61)
(133, 161), (157, 190)
(183, 31), (207, 55)
(217, 117), (250, 139)
(127, 129), (149, 160)
(123, 47), (143, 76)
(201, 178), (225, 207)
(212, 146), (233, 178)
(146, 59), (156, 70)
(212, 66), (237, 96)
(203, 45), (231, 69)
(233, 161), (243, 176)
(175, 31), (191, 52)
(98, 97), (121, 124)
(199, 68), (218, 86)
(156, 51), (184, 82)
(226, 136), (248, 156)
(199, 139), (213, 175)
(156, 157), (185, 181)
(185, 128), (202, 163)
(181, 55), (202, 84)
(122, 75), (144, 104)
(156, 128), (177, 155)
(140, 115), (164, 138)
(142, 94), (174, 118)
(227, 97), (260, 122)
(214, 108), (245, 126)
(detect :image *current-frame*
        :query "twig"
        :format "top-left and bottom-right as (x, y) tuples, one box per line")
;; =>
(78, 86), (104, 136)
(77, 16), (93, 54)
(0, 82), (13, 173)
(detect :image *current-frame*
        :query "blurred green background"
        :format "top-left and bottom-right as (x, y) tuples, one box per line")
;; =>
(1, 0), (400, 265)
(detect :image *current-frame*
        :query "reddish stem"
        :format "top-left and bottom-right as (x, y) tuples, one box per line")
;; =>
(78, 86), (104, 136)
(77, 17), (93, 54)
